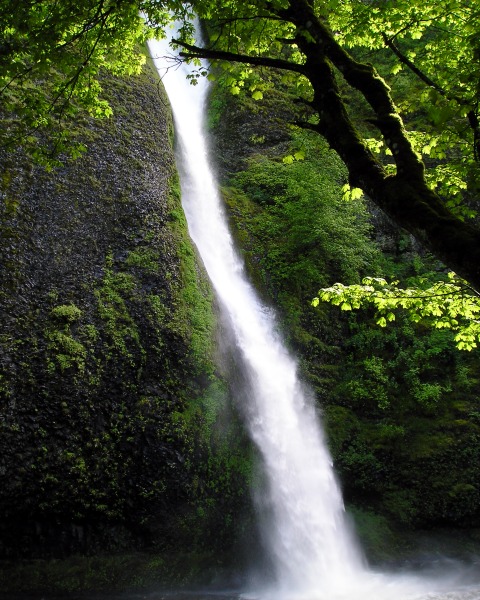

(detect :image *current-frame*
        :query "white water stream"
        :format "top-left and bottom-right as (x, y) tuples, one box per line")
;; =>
(148, 31), (480, 600)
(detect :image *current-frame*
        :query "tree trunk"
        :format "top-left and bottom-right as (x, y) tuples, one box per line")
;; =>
(178, 0), (480, 289)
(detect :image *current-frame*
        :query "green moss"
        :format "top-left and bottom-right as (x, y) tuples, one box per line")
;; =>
(125, 247), (161, 274)
(46, 331), (87, 373)
(94, 256), (143, 364)
(0, 55), (254, 569)
(51, 303), (82, 322)
(165, 177), (216, 377)
(44, 303), (87, 374)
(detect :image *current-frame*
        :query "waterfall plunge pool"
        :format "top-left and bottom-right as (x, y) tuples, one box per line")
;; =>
(4, 573), (480, 600)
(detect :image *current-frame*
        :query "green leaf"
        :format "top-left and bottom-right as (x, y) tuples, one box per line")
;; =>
(313, 272), (480, 350)
(294, 150), (305, 161)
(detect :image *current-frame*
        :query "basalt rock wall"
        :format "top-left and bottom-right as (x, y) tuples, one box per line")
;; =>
(0, 58), (251, 561)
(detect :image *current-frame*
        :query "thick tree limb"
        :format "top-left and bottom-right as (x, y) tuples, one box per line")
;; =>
(278, 0), (480, 288)
(175, 0), (480, 289)
(175, 39), (307, 75)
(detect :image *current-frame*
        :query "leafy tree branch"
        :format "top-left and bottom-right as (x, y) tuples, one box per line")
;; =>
(176, 40), (307, 75)
(172, 0), (480, 290)
(313, 273), (480, 351)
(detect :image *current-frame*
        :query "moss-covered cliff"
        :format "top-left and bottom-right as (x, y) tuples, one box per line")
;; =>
(0, 56), (252, 572)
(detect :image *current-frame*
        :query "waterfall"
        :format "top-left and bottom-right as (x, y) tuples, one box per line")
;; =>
(148, 28), (479, 600)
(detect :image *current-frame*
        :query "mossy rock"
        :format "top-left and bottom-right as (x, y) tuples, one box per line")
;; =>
(0, 55), (253, 562)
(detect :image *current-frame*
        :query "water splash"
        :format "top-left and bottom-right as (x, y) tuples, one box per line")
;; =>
(147, 29), (480, 600)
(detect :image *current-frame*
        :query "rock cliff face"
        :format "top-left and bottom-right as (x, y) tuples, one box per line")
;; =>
(0, 59), (250, 561)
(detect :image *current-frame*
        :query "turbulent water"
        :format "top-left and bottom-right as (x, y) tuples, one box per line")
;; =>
(148, 29), (480, 600)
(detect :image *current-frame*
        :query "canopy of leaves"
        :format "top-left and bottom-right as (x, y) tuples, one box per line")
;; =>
(182, 0), (479, 192)
(330, 0), (480, 216)
(313, 273), (480, 351)
(0, 0), (196, 166)
(171, 0), (480, 291)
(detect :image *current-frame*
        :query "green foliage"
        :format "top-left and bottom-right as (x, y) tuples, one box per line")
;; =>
(228, 131), (379, 299)
(0, 0), (198, 164)
(336, 315), (461, 413)
(325, 0), (480, 203)
(348, 356), (391, 410)
(313, 272), (480, 350)
(44, 303), (87, 374)
(94, 257), (143, 363)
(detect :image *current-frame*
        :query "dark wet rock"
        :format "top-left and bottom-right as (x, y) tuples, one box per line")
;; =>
(0, 60), (251, 562)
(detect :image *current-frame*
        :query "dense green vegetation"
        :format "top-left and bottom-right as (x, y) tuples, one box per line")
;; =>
(207, 68), (480, 551)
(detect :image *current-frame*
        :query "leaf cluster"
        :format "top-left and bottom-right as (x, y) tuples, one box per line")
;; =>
(0, 0), (198, 165)
(329, 0), (480, 211)
(313, 272), (480, 350)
